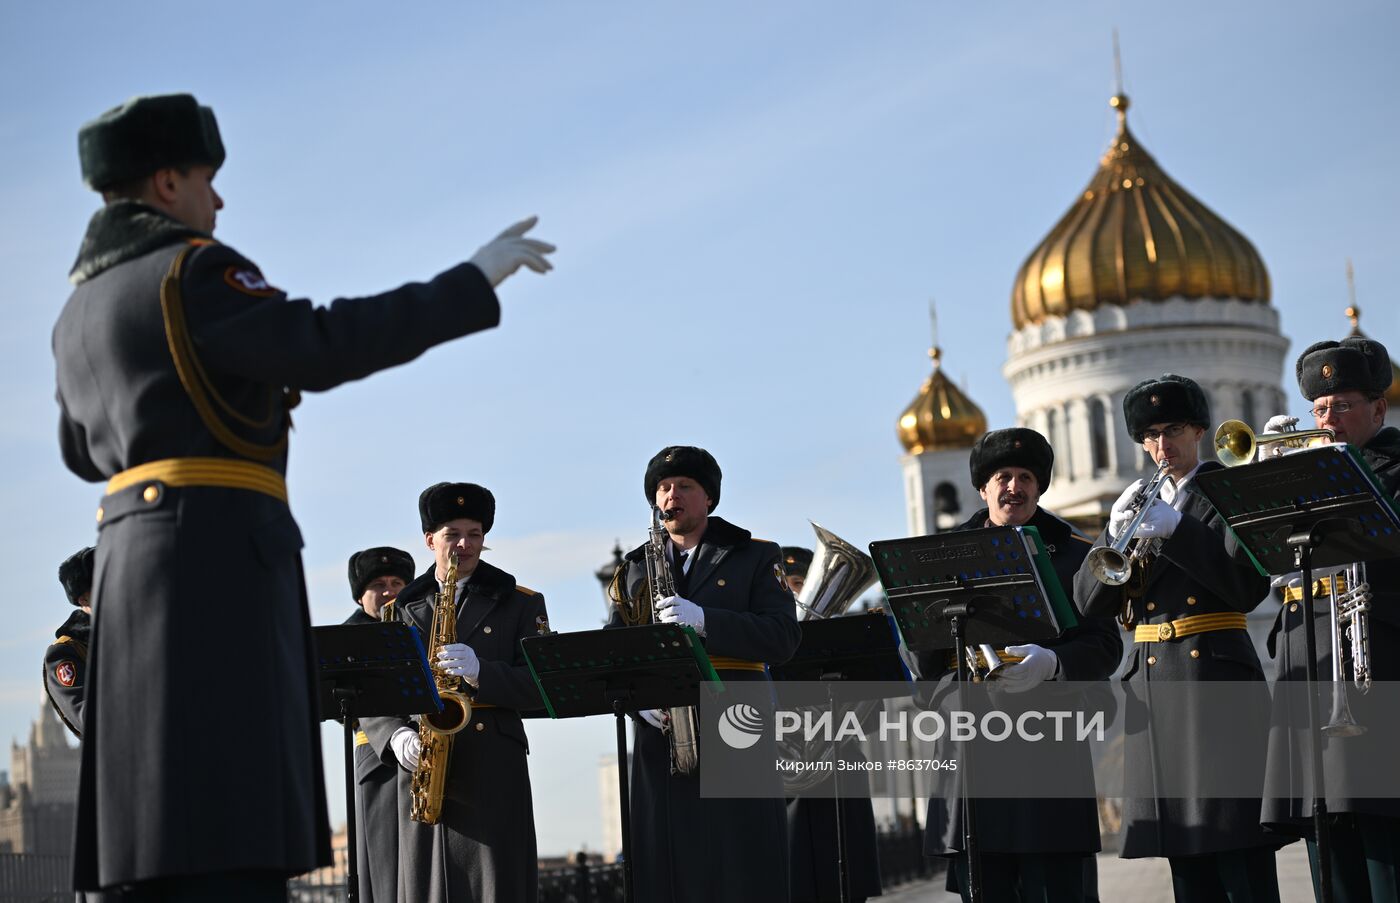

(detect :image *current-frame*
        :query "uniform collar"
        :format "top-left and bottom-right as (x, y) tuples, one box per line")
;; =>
(69, 200), (209, 285)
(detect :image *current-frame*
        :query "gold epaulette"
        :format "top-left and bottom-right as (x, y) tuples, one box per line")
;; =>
(54, 636), (89, 660)
(354, 730), (369, 747)
(515, 584), (540, 597)
(1071, 534), (1094, 545)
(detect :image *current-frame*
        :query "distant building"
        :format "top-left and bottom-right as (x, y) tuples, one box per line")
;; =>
(0, 696), (80, 855)
(597, 753), (625, 862)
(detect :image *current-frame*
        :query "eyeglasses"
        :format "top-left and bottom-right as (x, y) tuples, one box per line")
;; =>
(1310, 401), (1355, 419)
(1141, 423), (1189, 445)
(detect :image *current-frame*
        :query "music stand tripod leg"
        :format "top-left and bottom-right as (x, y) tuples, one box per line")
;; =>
(1292, 537), (1334, 903)
(945, 605), (982, 903)
(611, 695), (635, 903)
(334, 688), (360, 903)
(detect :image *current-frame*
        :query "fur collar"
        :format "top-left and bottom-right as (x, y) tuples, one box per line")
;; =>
(69, 201), (208, 285)
(54, 608), (91, 641)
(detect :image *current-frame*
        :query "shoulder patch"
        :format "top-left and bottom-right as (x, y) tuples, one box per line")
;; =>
(515, 584), (540, 597)
(54, 661), (77, 688)
(223, 266), (280, 297)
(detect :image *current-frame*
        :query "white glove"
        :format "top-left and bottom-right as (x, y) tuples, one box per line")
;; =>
(390, 727), (422, 770)
(468, 216), (556, 287)
(1133, 499), (1181, 539)
(1108, 479), (1145, 541)
(639, 709), (666, 731)
(437, 642), (481, 687)
(997, 644), (1059, 693)
(1264, 414), (1298, 434)
(655, 595), (706, 635)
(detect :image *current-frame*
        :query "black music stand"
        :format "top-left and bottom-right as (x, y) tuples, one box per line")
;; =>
(770, 612), (911, 903)
(1196, 445), (1400, 903)
(314, 623), (441, 903)
(869, 526), (1066, 903)
(521, 623), (722, 903)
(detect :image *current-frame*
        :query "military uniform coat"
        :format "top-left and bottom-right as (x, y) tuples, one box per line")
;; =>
(52, 202), (501, 888)
(919, 507), (1122, 857)
(345, 608), (400, 903)
(361, 560), (548, 903)
(1074, 462), (1278, 858)
(610, 516), (802, 903)
(1262, 426), (1400, 833)
(44, 608), (92, 738)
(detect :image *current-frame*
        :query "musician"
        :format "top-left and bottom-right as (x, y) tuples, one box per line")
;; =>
(343, 546), (415, 903)
(1261, 336), (1400, 901)
(1073, 375), (1280, 901)
(919, 427), (1121, 902)
(360, 483), (548, 902)
(608, 446), (801, 902)
(45, 547), (96, 738)
(53, 93), (553, 898)
(780, 544), (884, 903)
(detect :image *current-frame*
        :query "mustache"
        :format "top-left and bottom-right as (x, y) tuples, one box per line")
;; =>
(997, 492), (1027, 506)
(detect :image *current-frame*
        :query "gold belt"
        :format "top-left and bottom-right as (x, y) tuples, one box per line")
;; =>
(707, 656), (767, 673)
(947, 650), (1026, 670)
(105, 457), (288, 503)
(1282, 575), (1348, 604)
(1133, 612), (1247, 643)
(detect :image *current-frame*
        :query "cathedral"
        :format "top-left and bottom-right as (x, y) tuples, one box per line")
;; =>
(900, 89), (1400, 534)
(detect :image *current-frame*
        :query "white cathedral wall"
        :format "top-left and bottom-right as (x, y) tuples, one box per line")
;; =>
(1004, 298), (1289, 519)
(901, 446), (976, 536)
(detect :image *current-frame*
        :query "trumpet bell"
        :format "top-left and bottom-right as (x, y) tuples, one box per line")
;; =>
(1086, 546), (1132, 586)
(1214, 419), (1255, 468)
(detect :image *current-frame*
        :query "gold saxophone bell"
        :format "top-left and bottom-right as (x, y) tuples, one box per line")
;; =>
(1213, 419), (1335, 467)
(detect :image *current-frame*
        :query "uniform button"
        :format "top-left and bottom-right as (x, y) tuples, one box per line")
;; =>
(95, 507), (104, 523)
(1147, 656), (1157, 666)
(717, 579), (727, 587)
(1190, 649), (1200, 659)
(483, 626), (493, 635)
(1289, 603), (1299, 613)
(1146, 602), (1156, 612)
(143, 484), (160, 503)
(474, 722), (485, 732)
(1187, 596), (1197, 606)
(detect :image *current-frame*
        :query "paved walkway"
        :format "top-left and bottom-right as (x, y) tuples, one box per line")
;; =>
(878, 840), (1314, 902)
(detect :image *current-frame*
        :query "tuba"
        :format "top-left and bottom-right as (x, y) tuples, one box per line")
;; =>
(409, 551), (474, 824)
(780, 524), (879, 794)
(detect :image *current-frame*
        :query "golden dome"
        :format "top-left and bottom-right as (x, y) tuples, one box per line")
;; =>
(897, 347), (987, 453)
(1345, 303), (1400, 406)
(1011, 94), (1271, 330)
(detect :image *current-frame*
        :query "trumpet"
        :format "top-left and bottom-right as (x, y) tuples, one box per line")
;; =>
(1323, 562), (1372, 737)
(1086, 460), (1172, 586)
(1214, 419), (1334, 467)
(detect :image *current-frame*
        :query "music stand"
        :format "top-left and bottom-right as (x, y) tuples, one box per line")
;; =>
(520, 623), (722, 903)
(770, 611), (911, 903)
(313, 623), (441, 903)
(868, 525), (1067, 903)
(1195, 445), (1400, 903)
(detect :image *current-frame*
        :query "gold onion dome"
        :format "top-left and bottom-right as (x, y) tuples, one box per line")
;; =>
(1011, 93), (1271, 330)
(897, 347), (987, 453)
(1345, 303), (1400, 406)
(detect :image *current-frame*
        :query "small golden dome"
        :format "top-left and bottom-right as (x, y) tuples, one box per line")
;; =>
(1011, 94), (1271, 329)
(897, 347), (987, 453)
(1345, 303), (1400, 405)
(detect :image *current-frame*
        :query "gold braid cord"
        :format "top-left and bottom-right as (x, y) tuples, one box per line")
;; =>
(159, 246), (293, 462)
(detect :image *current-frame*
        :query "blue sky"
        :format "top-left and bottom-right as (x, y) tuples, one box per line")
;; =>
(2, 1), (1397, 858)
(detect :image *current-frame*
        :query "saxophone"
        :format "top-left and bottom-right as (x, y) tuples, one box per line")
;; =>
(409, 550), (474, 824)
(643, 505), (701, 775)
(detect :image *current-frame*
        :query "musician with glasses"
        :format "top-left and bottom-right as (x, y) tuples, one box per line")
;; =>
(343, 546), (415, 903)
(1261, 337), (1400, 901)
(918, 427), (1121, 903)
(360, 483), (549, 903)
(1073, 375), (1281, 902)
(607, 445), (801, 903)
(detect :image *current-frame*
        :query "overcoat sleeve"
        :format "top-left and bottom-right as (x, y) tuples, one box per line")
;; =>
(182, 243), (501, 392)
(43, 639), (87, 738)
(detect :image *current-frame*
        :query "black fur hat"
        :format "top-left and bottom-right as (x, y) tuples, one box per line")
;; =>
(79, 94), (225, 191)
(419, 482), (496, 534)
(1296, 337), (1393, 401)
(780, 546), (814, 579)
(644, 446), (721, 511)
(1123, 374), (1210, 442)
(58, 547), (96, 606)
(969, 428), (1054, 492)
(347, 547), (416, 602)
